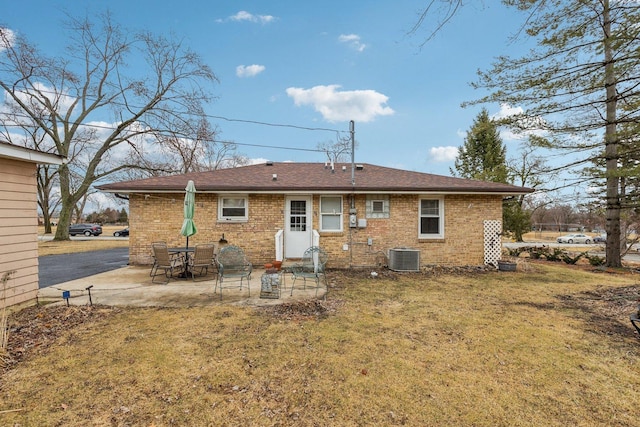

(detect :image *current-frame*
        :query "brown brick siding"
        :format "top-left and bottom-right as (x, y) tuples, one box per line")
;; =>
(129, 193), (503, 269)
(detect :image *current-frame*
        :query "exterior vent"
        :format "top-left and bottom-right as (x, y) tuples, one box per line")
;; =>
(388, 248), (420, 272)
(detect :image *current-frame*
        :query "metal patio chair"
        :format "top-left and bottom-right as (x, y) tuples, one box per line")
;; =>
(188, 243), (216, 281)
(214, 245), (252, 300)
(290, 246), (328, 297)
(150, 242), (184, 284)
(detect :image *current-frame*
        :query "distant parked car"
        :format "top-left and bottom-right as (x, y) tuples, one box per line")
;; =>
(68, 223), (102, 237)
(113, 227), (129, 237)
(593, 234), (606, 243)
(557, 233), (592, 244)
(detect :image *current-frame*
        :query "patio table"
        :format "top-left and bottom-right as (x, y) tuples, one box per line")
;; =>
(168, 247), (195, 278)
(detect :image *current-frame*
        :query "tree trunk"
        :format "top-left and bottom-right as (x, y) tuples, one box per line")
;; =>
(53, 166), (72, 241)
(603, 0), (622, 268)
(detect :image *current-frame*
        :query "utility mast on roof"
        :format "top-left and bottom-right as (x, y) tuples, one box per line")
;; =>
(350, 120), (355, 186)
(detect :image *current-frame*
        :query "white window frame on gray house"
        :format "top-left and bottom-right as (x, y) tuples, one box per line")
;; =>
(218, 195), (248, 221)
(419, 197), (444, 239)
(366, 194), (390, 219)
(320, 195), (343, 232)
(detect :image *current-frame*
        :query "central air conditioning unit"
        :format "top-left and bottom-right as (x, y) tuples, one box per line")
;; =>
(388, 248), (421, 272)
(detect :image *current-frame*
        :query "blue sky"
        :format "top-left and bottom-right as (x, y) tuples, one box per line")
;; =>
(4, 1), (533, 177)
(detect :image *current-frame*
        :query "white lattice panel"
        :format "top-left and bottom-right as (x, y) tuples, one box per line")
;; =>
(484, 220), (502, 267)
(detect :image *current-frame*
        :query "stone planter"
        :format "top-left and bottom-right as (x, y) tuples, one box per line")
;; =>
(497, 260), (517, 271)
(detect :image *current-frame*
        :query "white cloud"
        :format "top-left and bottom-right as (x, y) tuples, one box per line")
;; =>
(285, 84), (394, 123)
(338, 34), (366, 52)
(219, 11), (276, 24)
(491, 103), (524, 121)
(491, 103), (548, 141)
(236, 64), (266, 78)
(1, 83), (76, 122)
(430, 146), (458, 162)
(0, 27), (15, 51)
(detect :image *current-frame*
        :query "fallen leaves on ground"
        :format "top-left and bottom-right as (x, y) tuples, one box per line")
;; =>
(257, 298), (343, 321)
(1, 305), (119, 376)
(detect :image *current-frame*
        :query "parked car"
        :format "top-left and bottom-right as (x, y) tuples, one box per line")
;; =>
(68, 223), (103, 237)
(593, 233), (606, 243)
(113, 227), (129, 237)
(556, 233), (592, 244)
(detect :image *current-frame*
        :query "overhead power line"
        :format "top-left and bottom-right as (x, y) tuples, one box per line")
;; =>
(3, 111), (345, 154)
(1, 86), (348, 151)
(206, 114), (345, 136)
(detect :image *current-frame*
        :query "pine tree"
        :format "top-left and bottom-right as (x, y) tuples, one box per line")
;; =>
(465, 0), (640, 267)
(118, 208), (129, 224)
(413, 1), (640, 266)
(451, 108), (508, 183)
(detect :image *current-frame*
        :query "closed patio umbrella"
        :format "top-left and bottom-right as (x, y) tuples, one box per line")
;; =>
(180, 180), (197, 249)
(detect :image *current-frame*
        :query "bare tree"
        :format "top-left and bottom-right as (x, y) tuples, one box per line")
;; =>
(0, 12), (218, 240)
(317, 136), (357, 164)
(407, 0), (467, 47)
(150, 118), (244, 173)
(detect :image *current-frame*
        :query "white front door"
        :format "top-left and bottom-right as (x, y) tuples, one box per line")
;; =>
(285, 196), (312, 258)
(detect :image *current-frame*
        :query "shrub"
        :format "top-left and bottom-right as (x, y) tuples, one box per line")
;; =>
(584, 253), (606, 266)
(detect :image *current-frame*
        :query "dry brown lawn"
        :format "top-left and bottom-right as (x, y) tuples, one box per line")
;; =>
(38, 226), (129, 256)
(1, 262), (639, 426)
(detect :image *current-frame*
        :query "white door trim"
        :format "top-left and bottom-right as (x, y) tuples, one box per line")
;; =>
(285, 195), (313, 258)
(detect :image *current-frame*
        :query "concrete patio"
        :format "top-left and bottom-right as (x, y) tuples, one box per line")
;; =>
(37, 266), (325, 308)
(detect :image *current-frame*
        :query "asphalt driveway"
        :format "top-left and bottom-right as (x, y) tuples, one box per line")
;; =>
(39, 247), (129, 288)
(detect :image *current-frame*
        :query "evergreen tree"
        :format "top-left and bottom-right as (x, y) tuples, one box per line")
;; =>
(451, 108), (508, 183)
(413, 1), (640, 266)
(466, 0), (640, 267)
(118, 208), (129, 224)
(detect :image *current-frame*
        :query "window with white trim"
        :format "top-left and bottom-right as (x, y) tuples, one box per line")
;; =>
(218, 196), (248, 221)
(419, 198), (444, 238)
(320, 196), (343, 232)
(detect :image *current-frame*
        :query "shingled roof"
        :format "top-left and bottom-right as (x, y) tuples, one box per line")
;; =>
(97, 162), (534, 195)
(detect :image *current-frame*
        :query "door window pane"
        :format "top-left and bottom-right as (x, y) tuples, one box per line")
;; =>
(289, 200), (307, 231)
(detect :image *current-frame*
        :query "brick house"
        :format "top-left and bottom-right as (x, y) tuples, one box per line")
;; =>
(0, 142), (65, 308)
(98, 162), (533, 269)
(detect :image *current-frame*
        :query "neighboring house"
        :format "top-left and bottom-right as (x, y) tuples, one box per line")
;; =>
(0, 142), (65, 308)
(97, 162), (533, 269)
